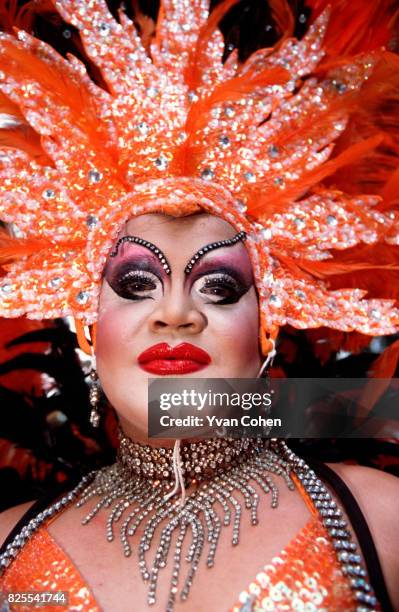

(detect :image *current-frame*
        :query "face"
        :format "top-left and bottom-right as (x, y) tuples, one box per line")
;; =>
(96, 213), (262, 445)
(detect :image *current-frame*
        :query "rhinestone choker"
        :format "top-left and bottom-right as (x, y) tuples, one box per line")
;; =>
(116, 424), (268, 486)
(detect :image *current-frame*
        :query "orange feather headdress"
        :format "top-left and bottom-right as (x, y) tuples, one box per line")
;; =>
(0, 0), (399, 356)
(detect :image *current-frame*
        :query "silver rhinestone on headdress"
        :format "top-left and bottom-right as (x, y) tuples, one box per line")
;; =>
(42, 188), (56, 199)
(48, 277), (62, 289)
(98, 22), (111, 36)
(0, 282), (12, 294)
(244, 171), (256, 183)
(332, 79), (348, 94)
(136, 122), (149, 136)
(268, 144), (280, 158)
(219, 135), (231, 148)
(88, 169), (103, 184)
(187, 90), (199, 103)
(268, 294), (282, 306)
(260, 227), (272, 240)
(154, 156), (169, 170)
(236, 200), (248, 213)
(146, 86), (159, 98)
(326, 214), (338, 225)
(200, 168), (215, 181)
(86, 214), (99, 228)
(76, 291), (89, 305)
(294, 217), (306, 230)
(224, 106), (235, 118)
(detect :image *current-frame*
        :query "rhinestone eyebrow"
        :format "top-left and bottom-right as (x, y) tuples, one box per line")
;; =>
(184, 231), (247, 274)
(109, 235), (171, 275)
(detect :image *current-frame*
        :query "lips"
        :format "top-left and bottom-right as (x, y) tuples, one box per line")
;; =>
(137, 342), (211, 375)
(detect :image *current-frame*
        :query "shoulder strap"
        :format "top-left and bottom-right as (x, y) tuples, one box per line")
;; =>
(306, 459), (394, 612)
(0, 474), (84, 557)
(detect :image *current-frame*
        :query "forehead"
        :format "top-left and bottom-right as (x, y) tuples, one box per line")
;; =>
(123, 212), (238, 252)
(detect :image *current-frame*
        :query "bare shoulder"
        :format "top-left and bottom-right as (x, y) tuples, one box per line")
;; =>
(326, 462), (399, 608)
(0, 500), (37, 548)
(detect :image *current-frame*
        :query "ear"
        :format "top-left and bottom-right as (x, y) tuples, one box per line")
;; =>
(260, 322), (279, 356)
(75, 318), (97, 355)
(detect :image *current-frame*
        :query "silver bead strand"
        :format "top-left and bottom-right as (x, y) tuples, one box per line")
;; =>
(0, 471), (96, 575)
(296, 465), (379, 611)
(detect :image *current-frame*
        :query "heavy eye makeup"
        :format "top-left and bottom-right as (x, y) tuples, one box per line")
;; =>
(104, 253), (165, 301)
(190, 260), (254, 305)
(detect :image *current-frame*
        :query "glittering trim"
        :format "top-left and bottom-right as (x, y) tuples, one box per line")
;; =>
(109, 235), (172, 275)
(184, 231), (247, 274)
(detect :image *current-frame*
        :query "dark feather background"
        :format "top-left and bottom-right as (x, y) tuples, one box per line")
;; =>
(0, 0), (398, 512)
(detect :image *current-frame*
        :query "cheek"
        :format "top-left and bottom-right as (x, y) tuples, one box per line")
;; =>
(95, 284), (150, 361)
(95, 306), (133, 363)
(208, 291), (260, 367)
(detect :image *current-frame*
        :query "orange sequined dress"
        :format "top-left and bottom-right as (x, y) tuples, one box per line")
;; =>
(0, 467), (385, 612)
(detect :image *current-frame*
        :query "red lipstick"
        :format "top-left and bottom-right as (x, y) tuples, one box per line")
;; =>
(137, 342), (211, 375)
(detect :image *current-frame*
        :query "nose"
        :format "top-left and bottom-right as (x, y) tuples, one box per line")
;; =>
(147, 286), (207, 337)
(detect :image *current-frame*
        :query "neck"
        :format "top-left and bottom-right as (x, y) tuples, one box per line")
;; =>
(116, 414), (208, 449)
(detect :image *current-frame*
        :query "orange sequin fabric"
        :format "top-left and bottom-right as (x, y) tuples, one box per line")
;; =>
(230, 515), (358, 612)
(1, 526), (100, 611)
(1, 475), (373, 612)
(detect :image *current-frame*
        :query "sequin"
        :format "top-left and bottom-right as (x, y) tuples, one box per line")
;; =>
(1, 527), (99, 611)
(0, 0), (397, 349)
(1, 469), (379, 612)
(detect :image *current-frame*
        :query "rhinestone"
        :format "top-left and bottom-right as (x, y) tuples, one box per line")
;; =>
(86, 214), (99, 228)
(62, 29), (72, 39)
(200, 168), (215, 181)
(298, 13), (306, 23)
(268, 145), (279, 158)
(76, 291), (89, 305)
(332, 80), (347, 93)
(0, 283), (12, 294)
(274, 177), (284, 186)
(269, 294), (281, 307)
(224, 106), (235, 118)
(10, 223), (23, 238)
(48, 277), (62, 289)
(244, 171), (256, 183)
(136, 122), (149, 135)
(188, 90), (199, 103)
(219, 135), (230, 147)
(88, 169), (102, 183)
(294, 217), (306, 230)
(260, 227), (272, 240)
(154, 156), (168, 170)
(43, 188), (56, 199)
(326, 214), (338, 225)
(98, 23), (111, 36)
(146, 86), (159, 98)
(295, 289), (306, 299)
(370, 309), (381, 320)
(236, 199), (247, 213)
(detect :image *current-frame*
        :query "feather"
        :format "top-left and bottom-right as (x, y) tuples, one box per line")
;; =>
(249, 134), (384, 215)
(268, 0), (295, 41)
(0, 230), (52, 263)
(274, 251), (399, 282)
(306, 0), (399, 56)
(184, 0), (240, 90)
